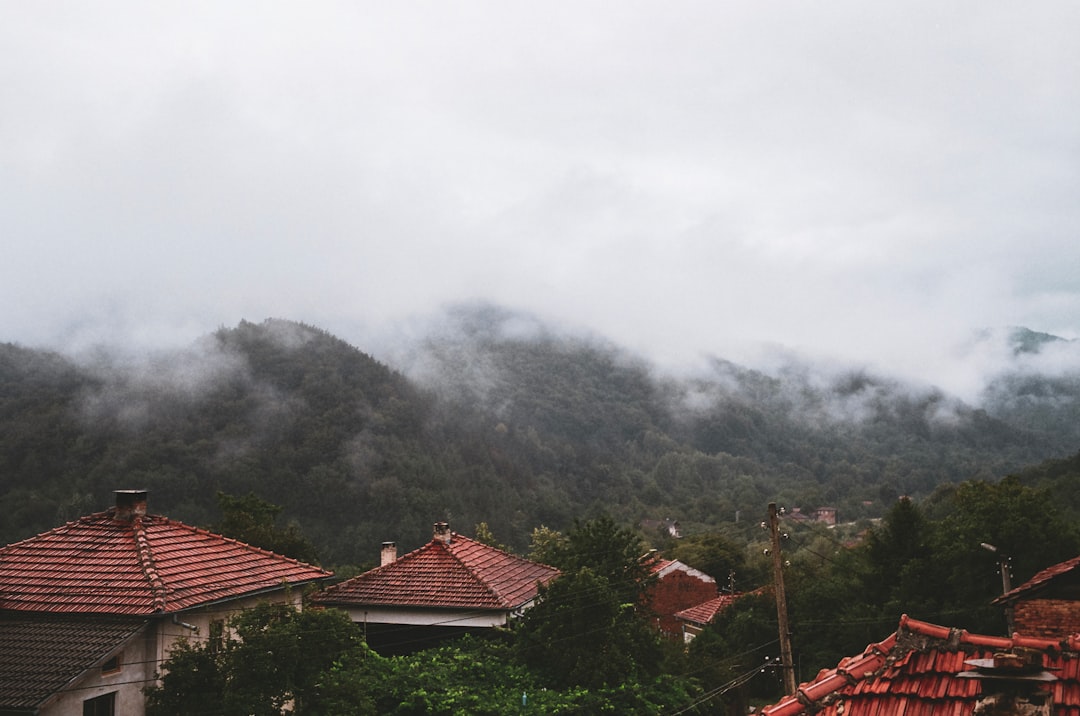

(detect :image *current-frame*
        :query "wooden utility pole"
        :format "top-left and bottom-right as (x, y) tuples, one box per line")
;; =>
(768, 502), (797, 695)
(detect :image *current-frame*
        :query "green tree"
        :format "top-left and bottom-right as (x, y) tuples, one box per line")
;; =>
(923, 477), (1080, 633)
(515, 517), (664, 691)
(473, 521), (509, 552)
(516, 566), (662, 690)
(143, 636), (227, 715)
(669, 531), (748, 589)
(862, 496), (932, 608)
(146, 603), (373, 716)
(215, 491), (320, 564)
(543, 516), (653, 602)
(527, 524), (567, 565)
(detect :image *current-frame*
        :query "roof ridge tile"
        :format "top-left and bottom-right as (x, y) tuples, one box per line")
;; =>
(444, 534), (507, 607)
(131, 516), (168, 612)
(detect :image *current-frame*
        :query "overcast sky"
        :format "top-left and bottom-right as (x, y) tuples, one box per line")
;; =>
(3, 2), (1078, 393)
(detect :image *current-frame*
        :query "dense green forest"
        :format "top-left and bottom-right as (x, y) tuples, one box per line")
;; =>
(5, 309), (1080, 712)
(1, 309), (1078, 570)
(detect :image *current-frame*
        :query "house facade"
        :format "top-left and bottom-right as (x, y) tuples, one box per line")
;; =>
(313, 521), (559, 654)
(0, 490), (331, 715)
(643, 558), (718, 639)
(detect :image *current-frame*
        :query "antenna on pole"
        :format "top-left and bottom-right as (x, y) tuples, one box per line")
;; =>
(768, 502), (797, 695)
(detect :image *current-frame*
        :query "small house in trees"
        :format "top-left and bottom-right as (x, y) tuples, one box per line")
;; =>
(994, 553), (1080, 638)
(640, 518), (683, 539)
(0, 490), (330, 716)
(642, 558), (718, 639)
(761, 614), (1080, 715)
(813, 506), (838, 526)
(312, 521), (559, 654)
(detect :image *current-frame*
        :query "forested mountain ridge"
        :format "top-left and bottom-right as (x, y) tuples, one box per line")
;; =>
(1, 312), (1078, 567)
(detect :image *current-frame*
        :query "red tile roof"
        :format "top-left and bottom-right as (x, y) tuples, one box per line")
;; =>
(0, 613), (148, 711)
(674, 594), (742, 626)
(315, 532), (559, 611)
(762, 614), (1080, 716)
(995, 554), (1080, 604)
(0, 509), (331, 615)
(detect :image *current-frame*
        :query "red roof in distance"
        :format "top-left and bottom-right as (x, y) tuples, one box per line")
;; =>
(0, 496), (331, 615)
(315, 531), (559, 611)
(674, 594), (742, 626)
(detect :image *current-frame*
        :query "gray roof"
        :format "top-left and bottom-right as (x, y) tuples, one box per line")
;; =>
(0, 612), (148, 711)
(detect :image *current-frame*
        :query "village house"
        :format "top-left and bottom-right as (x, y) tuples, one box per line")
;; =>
(311, 521), (559, 654)
(0, 490), (330, 716)
(642, 557), (719, 639)
(640, 517), (683, 539)
(784, 506), (838, 526)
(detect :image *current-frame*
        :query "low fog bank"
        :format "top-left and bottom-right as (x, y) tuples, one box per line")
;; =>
(8, 305), (1080, 434)
(365, 304), (1080, 424)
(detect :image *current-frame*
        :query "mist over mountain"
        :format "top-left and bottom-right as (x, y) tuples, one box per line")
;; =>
(1, 308), (1077, 565)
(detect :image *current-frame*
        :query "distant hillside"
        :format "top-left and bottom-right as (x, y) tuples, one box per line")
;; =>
(979, 329), (1080, 446)
(1, 312), (1078, 565)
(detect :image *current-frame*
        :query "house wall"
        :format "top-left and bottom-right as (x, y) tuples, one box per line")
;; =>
(151, 587), (306, 670)
(39, 588), (307, 716)
(342, 605), (508, 628)
(40, 626), (154, 716)
(646, 570), (718, 638)
(680, 621), (705, 643)
(1014, 598), (1080, 638)
(341, 606), (509, 655)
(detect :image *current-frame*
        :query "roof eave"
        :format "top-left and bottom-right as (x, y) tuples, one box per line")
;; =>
(170, 577), (328, 614)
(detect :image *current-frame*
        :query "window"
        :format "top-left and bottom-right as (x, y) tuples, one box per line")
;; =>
(83, 692), (115, 716)
(101, 651), (121, 675)
(209, 619), (225, 654)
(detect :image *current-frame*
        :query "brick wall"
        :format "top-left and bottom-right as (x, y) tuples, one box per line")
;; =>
(1014, 598), (1080, 638)
(644, 569), (717, 637)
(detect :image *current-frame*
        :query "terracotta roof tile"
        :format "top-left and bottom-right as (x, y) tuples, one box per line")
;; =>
(996, 554), (1080, 604)
(314, 533), (558, 611)
(0, 612), (147, 711)
(762, 615), (1080, 716)
(673, 594), (742, 625)
(0, 509), (331, 615)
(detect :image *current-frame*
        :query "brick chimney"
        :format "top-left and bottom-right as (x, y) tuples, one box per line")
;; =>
(380, 541), (397, 566)
(433, 521), (451, 544)
(114, 490), (148, 522)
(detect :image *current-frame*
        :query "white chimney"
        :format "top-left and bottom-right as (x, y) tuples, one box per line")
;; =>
(380, 541), (397, 566)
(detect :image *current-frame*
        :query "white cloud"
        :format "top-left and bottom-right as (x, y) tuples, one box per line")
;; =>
(2, 2), (1078, 397)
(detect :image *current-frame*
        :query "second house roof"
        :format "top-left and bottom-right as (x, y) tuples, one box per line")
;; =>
(315, 531), (559, 611)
